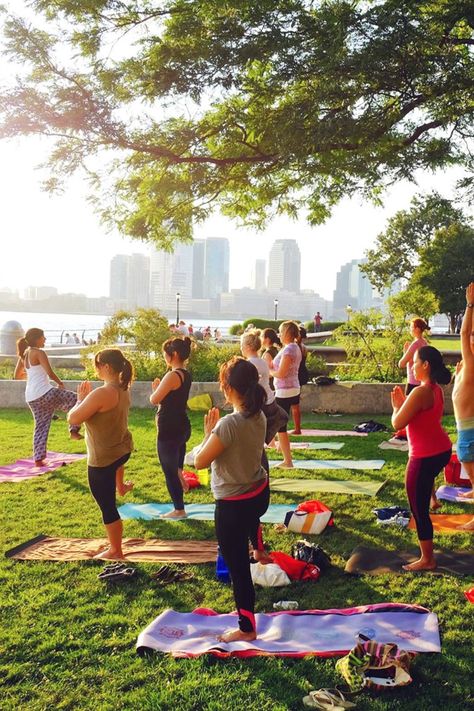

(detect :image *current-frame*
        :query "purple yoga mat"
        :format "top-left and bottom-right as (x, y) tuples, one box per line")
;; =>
(0, 452), (86, 483)
(436, 484), (473, 503)
(294, 429), (367, 437)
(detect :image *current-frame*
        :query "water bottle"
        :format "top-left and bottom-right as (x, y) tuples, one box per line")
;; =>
(216, 547), (231, 583)
(273, 601), (299, 611)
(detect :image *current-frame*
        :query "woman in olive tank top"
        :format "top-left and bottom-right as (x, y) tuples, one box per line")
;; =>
(150, 337), (193, 519)
(68, 349), (133, 560)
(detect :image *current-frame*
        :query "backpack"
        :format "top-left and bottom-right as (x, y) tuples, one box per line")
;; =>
(291, 539), (332, 572)
(354, 420), (388, 433)
(298, 357), (309, 386)
(335, 635), (414, 691)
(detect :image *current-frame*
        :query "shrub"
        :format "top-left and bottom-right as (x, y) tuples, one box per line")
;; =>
(242, 318), (283, 330)
(304, 320), (345, 333)
(188, 343), (241, 381)
(306, 351), (331, 377)
(229, 323), (244, 335)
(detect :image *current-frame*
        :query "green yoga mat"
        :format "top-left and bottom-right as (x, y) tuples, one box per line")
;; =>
(270, 478), (386, 496)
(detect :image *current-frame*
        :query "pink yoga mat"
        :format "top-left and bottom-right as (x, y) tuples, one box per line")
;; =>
(136, 603), (440, 658)
(293, 429), (367, 437)
(0, 452), (86, 483)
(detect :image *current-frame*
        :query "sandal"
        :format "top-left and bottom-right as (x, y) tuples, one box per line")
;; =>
(303, 689), (356, 710)
(98, 567), (137, 582)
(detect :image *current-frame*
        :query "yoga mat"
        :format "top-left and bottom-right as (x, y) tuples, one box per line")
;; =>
(293, 429), (367, 437)
(136, 603), (440, 657)
(0, 452), (86, 483)
(408, 514), (474, 534)
(269, 459), (385, 470)
(379, 440), (409, 452)
(436, 485), (473, 504)
(119, 503), (293, 523)
(270, 478), (386, 497)
(271, 442), (345, 451)
(345, 546), (474, 576)
(5, 535), (217, 563)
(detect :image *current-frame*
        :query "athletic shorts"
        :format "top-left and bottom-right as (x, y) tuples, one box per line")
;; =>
(456, 427), (474, 462)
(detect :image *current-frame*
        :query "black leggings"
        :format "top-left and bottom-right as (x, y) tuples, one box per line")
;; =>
(88, 452), (131, 525)
(405, 449), (451, 540)
(276, 394), (300, 432)
(157, 427), (190, 510)
(215, 481), (270, 634)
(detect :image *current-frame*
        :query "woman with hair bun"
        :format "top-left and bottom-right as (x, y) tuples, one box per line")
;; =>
(150, 336), (193, 519)
(391, 345), (452, 571)
(195, 357), (268, 643)
(398, 317), (430, 395)
(14, 327), (82, 466)
(68, 349), (134, 559)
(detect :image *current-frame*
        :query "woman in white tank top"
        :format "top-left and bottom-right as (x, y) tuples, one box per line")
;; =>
(14, 327), (82, 466)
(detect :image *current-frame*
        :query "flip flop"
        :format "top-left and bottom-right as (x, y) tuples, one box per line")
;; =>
(101, 562), (128, 573)
(98, 567), (137, 582)
(303, 689), (356, 710)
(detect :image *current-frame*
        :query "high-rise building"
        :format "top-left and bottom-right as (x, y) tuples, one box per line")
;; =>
(109, 255), (129, 301)
(332, 258), (373, 319)
(149, 243), (194, 311)
(192, 240), (206, 298)
(204, 238), (230, 299)
(267, 239), (301, 293)
(252, 259), (266, 291)
(109, 253), (150, 308)
(24, 286), (58, 300)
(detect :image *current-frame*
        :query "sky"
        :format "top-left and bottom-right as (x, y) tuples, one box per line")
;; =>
(0, 3), (469, 303)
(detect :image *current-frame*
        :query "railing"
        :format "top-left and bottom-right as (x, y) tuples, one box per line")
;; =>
(44, 329), (101, 345)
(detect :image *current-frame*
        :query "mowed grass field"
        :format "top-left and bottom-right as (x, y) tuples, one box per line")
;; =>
(0, 407), (473, 711)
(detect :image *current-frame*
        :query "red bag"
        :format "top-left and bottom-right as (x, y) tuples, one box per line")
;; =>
(296, 499), (334, 526)
(182, 470), (200, 489)
(270, 551), (320, 582)
(444, 453), (471, 487)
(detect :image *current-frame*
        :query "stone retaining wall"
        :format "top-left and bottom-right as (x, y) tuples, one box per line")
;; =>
(0, 380), (454, 414)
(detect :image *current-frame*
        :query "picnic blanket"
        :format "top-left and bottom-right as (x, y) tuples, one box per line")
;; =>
(344, 546), (474, 576)
(0, 452), (86, 483)
(119, 502), (293, 523)
(435, 485), (473, 503)
(269, 459), (385, 471)
(270, 442), (345, 451)
(270, 478), (386, 497)
(136, 603), (440, 657)
(379, 440), (409, 452)
(408, 514), (474, 534)
(5, 535), (217, 563)
(292, 429), (367, 437)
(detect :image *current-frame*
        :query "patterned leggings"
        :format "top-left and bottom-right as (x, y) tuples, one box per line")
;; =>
(28, 387), (79, 461)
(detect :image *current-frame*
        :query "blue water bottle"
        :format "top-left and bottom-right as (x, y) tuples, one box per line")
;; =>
(216, 547), (231, 583)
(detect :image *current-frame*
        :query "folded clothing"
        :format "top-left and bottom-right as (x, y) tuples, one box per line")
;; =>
(374, 506), (411, 526)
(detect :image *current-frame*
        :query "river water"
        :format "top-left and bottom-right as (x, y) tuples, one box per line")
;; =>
(0, 311), (237, 343)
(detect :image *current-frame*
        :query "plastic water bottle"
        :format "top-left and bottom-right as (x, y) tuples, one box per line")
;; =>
(273, 601), (299, 611)
(216, 547), (231, 583)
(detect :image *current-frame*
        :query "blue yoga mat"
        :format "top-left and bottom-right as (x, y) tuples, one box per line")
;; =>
(119, 502), (293, 522)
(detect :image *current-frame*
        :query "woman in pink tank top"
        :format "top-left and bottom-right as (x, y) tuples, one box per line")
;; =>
(391, 346), (452, 572)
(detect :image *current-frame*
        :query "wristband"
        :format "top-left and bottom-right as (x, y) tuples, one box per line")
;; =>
(468, 303), (474, 309)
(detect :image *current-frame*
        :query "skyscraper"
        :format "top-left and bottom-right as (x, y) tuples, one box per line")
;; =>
(267, 239), (301, 292)
(192, 240), (206, 298)
(109, 255), (129, 300)
(204, 238), (230, 299)
(252, 259), (266, 291)
(127, 253), (150, 308)
(332, 258), (373, 318)
(149, 243), (194, 310)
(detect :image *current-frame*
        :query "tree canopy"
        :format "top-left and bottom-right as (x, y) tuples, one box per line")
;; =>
(1, 1), (473, 246)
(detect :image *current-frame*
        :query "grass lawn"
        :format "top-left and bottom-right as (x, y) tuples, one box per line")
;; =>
(0, 408), (473, 710)
(323, 337), (461, 352)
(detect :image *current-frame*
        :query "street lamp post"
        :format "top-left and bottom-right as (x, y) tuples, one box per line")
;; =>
(346, 304), (352, 322)
(176, 292), (180, 326)
(274, 299), (278, 321)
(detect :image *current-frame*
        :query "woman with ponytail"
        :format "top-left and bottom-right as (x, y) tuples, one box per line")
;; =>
(14, 327), (82, 466)
(67, 349), (134, 559)
(150, 336), (193, 519)
(195, 357), (269, 643)
(391, 346), (452, 571)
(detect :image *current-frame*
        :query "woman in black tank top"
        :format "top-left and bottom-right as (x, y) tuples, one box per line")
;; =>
(150, 337), (193, 519)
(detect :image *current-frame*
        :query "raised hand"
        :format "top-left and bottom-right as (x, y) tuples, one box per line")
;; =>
(78, 381), (92, 401)
(204, 407), (220, 436)
(152, 377), (161, 391)
(391, 385), (405, 410)
(467, 282), (474, 304)
(455, 360), (463, 375)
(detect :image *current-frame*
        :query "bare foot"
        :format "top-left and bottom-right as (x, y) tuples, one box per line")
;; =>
(402, 558), (437, 572)
(217, 629), (257, 643)
(70, 431), (84, 441)
(93, 548), (125, 560)
(459, 489), (474, 499)
(117, 480), (134, 496)
(430, 498), (442, 511)
(457, 519), (474, 530)
(274, 461), (293, 468)
(289, 430), (302, 435)
(160, 510), (187, 520)
(178, 471), (190, 493)
(34, 460), (46, 467)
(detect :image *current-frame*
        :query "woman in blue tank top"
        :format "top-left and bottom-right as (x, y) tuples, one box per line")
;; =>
(150, 337), (192, 519)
